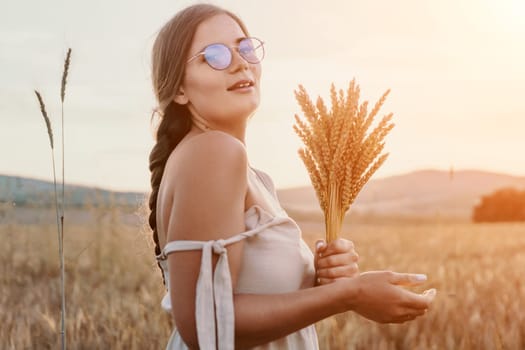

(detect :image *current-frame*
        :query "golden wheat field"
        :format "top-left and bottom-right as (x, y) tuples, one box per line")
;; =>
(2, 205), (525, 350)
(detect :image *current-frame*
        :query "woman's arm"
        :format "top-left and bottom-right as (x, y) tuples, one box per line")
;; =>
(163, 130), (251, 348)
(233, 271), (433, 349)
(162, 131), (435, 349)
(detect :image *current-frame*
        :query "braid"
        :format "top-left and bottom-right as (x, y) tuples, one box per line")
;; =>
(148, 101), (192, 284)
(148, 4), (251, 286)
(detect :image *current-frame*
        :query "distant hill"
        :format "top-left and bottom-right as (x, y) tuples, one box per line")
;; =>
(276, 169), (525, 219)
(3, 169), (525, 220)
(0, 175), (145, 207)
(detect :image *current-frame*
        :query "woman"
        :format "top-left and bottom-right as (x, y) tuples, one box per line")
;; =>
(148, 4), (436, 349)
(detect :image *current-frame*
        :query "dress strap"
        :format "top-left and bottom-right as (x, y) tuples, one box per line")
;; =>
(156, 210), (289, 350)
(250, 167), (276, 197)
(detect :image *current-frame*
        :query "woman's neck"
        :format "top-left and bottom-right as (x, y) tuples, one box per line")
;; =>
(190, 118), (247, 146)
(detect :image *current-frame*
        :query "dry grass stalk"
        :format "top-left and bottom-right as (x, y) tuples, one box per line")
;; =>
(61, 48), (71, 103)
(293, 79), (394, 242)
(34, 47), (72, 350)
(35, 91), (54, 149)
(58, 47), (71, 350)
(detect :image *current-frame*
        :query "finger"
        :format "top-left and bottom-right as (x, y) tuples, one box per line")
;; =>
(422, 288), (437, 303)
(317, 264), (359, 279)
(402, 307), (428, 323)
(315, 240), (327, 255)
(399, 314), (418, 323)
(317, 277), (336, 285)
(400, 289), (437, 309)
(388, 272), (428, 286)
(322, 238), (355, 256)
(413, 308), (427, 317)
(314, 240), (326, 270)
(399, 306), (427, 318)
(317, 252), (358, 269)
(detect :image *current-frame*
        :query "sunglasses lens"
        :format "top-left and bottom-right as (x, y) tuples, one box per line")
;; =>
(239, 38), (264, 64)
(204, 44), (232, 70)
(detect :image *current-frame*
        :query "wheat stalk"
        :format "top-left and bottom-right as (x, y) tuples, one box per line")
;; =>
(34, 47), (72, 350)
(294, 79), (394, 242)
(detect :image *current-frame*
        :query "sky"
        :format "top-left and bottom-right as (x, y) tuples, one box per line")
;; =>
(1, 0), (524, 192)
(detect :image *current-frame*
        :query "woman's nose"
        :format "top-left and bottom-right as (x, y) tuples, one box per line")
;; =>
(228, 49), (249, 72)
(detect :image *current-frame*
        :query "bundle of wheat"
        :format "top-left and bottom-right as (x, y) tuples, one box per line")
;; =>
(293, 79), (394, 242)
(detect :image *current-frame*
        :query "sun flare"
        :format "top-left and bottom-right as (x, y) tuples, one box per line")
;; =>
(486, 0), (525, 33)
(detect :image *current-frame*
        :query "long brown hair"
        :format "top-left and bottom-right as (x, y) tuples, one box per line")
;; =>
(149, 4), (249, 283)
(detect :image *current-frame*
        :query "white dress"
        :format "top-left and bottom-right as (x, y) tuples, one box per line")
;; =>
(156, 167), (319, 350)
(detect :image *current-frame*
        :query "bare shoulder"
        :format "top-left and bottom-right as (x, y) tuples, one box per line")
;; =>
(170, 130), (248, 176)
(163, 130), (249, 241)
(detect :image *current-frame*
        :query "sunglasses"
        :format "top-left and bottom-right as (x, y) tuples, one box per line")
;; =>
(187, 37), (265, 70)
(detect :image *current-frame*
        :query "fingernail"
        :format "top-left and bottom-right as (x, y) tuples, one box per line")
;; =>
(316, 241), (325, 251)
(413, 274), (427, 282)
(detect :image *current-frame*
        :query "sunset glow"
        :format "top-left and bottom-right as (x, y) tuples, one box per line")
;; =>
(1, 0), (524, 191)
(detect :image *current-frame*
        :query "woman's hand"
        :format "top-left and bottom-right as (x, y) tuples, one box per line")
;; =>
(314, 238), (359, 285)
(342, 271), (437, 324)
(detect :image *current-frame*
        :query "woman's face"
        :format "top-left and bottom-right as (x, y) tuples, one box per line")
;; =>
(177, 14), (262, 129)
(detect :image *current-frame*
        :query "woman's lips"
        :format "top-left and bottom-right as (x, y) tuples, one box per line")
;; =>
(227, 79), (254, 91)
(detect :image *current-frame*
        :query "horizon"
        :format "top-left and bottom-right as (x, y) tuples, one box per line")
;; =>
(3, 166), (525, 194)
(2, 0), (524, 193)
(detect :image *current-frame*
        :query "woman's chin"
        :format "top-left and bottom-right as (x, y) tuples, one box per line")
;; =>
(231, 99), (260, 118)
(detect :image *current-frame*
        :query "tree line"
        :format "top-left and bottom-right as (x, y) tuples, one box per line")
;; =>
(473, 187), (525, 222)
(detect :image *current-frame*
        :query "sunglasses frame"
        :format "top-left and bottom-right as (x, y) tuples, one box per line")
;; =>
(186, 37), (265, 70)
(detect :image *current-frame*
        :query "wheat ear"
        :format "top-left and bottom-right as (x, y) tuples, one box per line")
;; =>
(294, 80), (394, 242)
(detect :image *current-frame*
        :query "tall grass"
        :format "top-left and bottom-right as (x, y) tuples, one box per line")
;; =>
(3, 206), (525, 349)
(1, 205), (172, 349)
(34, 47), (72, 350)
